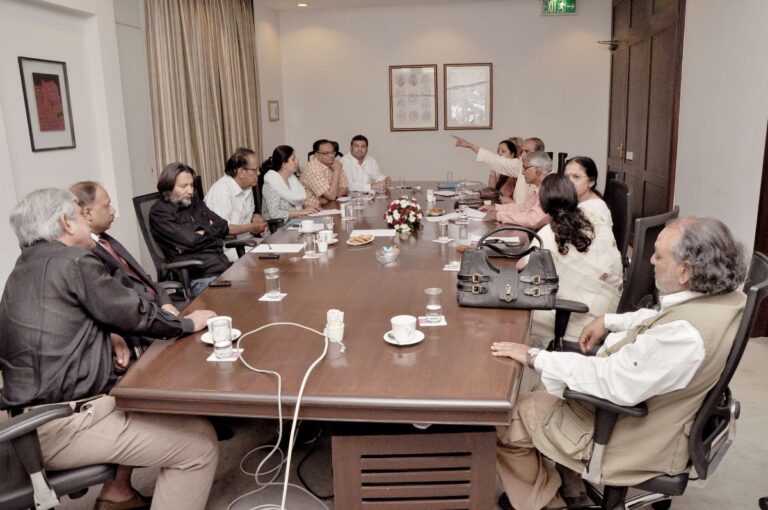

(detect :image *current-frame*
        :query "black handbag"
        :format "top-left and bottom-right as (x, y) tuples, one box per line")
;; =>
(456, 226), (559, 310)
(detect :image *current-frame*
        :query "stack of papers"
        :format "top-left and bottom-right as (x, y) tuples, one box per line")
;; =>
(252, 244), (304, 253)
(349, 229), (397, 237)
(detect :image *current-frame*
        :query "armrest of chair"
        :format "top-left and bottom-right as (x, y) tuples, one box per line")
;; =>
(0, 404), (73, 443)
(157, 281), (184, 292)
(549, 299), (589, 352)
(163, 260), (204, 270)
(563, 388), (648, 484)
(267, 218), (285, 234)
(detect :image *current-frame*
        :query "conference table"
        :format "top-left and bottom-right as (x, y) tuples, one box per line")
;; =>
(112, 182), (531, 509)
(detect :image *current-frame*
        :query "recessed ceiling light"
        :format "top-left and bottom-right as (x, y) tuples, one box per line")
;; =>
(297, 2), (308, 6)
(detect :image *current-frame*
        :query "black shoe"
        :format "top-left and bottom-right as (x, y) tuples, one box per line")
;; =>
(759, 497), (768, 510)
(498, 493), (515, 510)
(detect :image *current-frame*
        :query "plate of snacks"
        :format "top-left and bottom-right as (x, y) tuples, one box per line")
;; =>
(346, 234), (374, 246)
(426, 207), (445, 217)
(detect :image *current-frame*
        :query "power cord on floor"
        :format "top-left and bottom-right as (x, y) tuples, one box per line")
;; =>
(225, 322), (331, 510)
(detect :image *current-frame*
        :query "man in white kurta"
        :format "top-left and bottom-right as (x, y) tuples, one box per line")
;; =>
(490, 217), (747, 510)
(340, 134), (389, 192)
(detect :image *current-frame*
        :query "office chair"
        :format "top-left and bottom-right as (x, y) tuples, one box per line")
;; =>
(617, 206), (680, 313)
(0, 401), (117, 509)
(561, 251), (768, 510)
(557, 152), (569, 173)
(602, 179), (632, 269)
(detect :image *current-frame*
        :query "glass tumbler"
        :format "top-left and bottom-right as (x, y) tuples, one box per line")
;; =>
(446, 170), (454, 183)
(264, 267), (280, 298)
(303, 234), (317, 256)
(448, 242), (461, 269)
(211, 317), (233, 359)
(323, 216), (334, 231)
(438, 220), (449, 242)
(425, 288), (443, 323)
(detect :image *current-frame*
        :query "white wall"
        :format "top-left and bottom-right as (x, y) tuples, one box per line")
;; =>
(675, 0), (768, 253)
(255, 3), (286, 160)
(0, 0), (137, 286)
(278, 0), (612, 184)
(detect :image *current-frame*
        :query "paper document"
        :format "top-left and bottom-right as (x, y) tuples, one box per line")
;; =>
(252, 244), (305, 253)
(308, 209), (341, 217)
(349, 229), (397, 237)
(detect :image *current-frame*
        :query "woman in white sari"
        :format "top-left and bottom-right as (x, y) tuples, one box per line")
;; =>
(260, 145), (319, 221)
(529, 173), (623, 347)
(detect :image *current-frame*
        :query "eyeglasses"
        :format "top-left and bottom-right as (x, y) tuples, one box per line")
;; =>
(244, 167), (259, 173)
(317, 151), (337, 156)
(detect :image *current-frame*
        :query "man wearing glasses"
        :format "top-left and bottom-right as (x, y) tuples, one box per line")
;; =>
(301, 139), (349, 208)
(205, 147), (268, 262)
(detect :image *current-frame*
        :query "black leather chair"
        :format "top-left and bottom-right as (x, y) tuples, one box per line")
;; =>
(617, 206), (680, 313)
(557, 152), (568, 174)
(0, 401), (116, 509)
(602, 179), (632, 270)
(562, 251), (768, 510)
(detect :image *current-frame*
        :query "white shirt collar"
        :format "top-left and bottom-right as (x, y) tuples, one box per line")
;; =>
(223, 175), (249, 196)
(659, 290), (705, 310)
(90, 233), (100, 243)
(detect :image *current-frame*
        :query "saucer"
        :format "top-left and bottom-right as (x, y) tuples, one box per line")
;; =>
(384, 329), (425, 346)
(337, 196), (351, 202)
(201, 328), (241, 345)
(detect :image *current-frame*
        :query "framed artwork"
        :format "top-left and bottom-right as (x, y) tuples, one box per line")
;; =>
(388, 64), (437, 131)
(443, 63), (493, 130)
(268, 100), (280, 122)
(18, 57), (76, 151)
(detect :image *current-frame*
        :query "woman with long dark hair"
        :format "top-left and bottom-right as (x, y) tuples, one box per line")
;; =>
(530, 173), (623, 346)
(563, 156), (612, 229)
(260, 145), (319, 220)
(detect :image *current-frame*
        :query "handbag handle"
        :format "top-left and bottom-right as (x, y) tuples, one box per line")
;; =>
(477, 225), (542, 259)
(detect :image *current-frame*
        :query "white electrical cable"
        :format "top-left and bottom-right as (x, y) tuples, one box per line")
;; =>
(225, 322), (331, 510)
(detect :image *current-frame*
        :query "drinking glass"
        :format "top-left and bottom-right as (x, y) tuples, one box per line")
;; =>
(343, 203), (355, 220)
(458, 222), (469, 242)
(323, 216), (334, 230)
(303, 234), (317, 256)
(438, 220), (449, 242)
(448, 242), (461, 269)
(425, 288), (443, 323)
(264, 267), (280, 298)
(211, 317), (233, 359)
(458, 203), (468, 224)
(398, 175), (405, 189)
(446, 171), (454, 184)
(426, 189), (435, 202)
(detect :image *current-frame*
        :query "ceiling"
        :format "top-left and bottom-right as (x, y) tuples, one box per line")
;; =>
(258, 0), (496, 11)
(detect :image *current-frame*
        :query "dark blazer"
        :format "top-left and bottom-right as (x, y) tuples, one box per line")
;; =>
(93, 232), (171, 306)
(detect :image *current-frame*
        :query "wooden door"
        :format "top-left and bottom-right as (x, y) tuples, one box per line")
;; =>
(607, 0), (685, 219)
(752, 122), (768, 337)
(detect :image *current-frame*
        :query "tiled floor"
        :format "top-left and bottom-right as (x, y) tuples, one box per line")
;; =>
(45, 336), (768, 509)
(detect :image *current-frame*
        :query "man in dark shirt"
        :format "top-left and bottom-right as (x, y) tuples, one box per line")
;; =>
(0, 188), (218, 509)
(71, 181), (181, 354)
(149, 162), (230, 297)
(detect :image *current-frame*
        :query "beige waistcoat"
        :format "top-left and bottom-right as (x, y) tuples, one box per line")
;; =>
(532, 291), (745, 485)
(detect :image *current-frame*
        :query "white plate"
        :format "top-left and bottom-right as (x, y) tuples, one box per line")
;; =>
(347, 236), (374, 247)
(201, 328), (242, 345)
(336, 196), (351, 202)
(384, 329), (425, 346)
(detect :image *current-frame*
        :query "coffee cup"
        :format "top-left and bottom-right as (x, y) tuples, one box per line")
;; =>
(301, 220), (315, 232)
(390, 315), (417, 344)
(318, 229), (334, 242)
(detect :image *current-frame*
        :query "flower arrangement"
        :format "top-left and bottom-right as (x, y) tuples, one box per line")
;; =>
(385, 196), (424, 234)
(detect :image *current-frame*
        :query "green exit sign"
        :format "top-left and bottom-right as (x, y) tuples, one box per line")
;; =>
(542, 0), (577, 15)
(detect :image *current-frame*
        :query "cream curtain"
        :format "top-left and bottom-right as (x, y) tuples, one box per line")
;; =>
(146, 0), (260, 192)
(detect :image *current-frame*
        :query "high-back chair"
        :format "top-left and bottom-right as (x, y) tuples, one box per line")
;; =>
(617, 206), (680, 313)
(132, 191), (203, 299)
(562, 251), (768, 510)
(603, 179), (632, 268)
(0, 401), (117, 509)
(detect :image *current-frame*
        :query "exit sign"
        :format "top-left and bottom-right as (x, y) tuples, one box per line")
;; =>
(542, 0), (576, 15)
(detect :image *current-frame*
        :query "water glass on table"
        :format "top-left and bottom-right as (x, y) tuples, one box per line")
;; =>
(446, 171), (454, 184)
(438, 220), (449, 242)
(303, 234), (317, 256)
(323, 216), (334, 230)
(264, 267), (280, 298)
(209, 317), (233, 359)
(448, 242), (461, 269)
(425, 288), (443, 323)
(457, 202), (468, 224)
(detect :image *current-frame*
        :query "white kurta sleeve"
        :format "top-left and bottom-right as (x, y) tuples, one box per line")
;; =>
(533, 319), (705, 406)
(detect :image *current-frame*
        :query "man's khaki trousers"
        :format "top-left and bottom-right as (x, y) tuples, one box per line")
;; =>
(38, 396), (218, 510)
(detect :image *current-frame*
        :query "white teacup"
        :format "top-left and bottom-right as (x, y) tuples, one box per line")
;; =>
(300, 220), (315, 232)
(390, 315), (417, 343)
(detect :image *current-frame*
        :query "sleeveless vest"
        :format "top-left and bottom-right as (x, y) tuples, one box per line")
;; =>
(532, 291), (745, 485)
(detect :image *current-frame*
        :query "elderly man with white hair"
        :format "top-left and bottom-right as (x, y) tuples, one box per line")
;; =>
(0, 188), (219, 510)
(491, 216), (747, 510)
(481, 151), (553, 229)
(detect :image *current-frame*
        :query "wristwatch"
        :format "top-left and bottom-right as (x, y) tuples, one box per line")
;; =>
(526, 347), (542, 368)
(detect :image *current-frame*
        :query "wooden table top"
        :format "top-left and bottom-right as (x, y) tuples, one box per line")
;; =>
(112, 182), (529, 425)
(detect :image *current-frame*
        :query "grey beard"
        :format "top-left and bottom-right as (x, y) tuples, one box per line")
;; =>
(171, 195), (192, 207)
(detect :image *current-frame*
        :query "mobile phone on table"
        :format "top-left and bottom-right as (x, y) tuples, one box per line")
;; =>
(208, 279), (232, 288)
